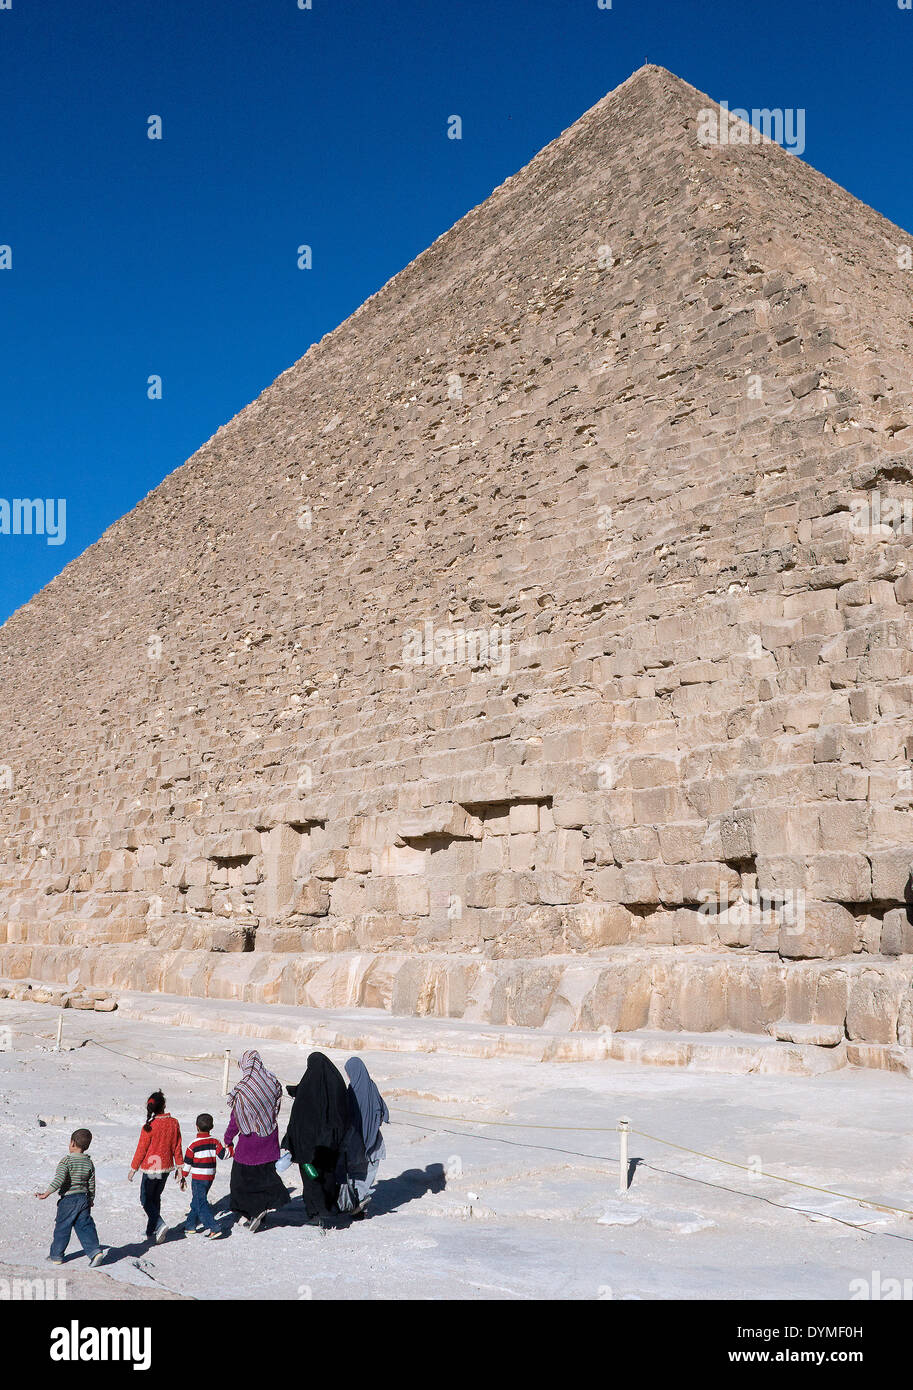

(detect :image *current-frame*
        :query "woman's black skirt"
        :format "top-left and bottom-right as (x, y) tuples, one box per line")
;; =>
(298, 1145), (341, 1221)
(230, 1159), (289, 1219)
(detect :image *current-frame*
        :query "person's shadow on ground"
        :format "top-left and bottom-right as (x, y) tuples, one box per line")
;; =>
(257, 1163), (447, 1230)
(100, 1167), (452, 1251)
(98, 1235), (172, 1266)
(368, 1163), (446, 1217)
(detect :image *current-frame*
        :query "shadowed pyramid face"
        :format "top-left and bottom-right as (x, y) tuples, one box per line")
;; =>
(1, 66), (912, 1062)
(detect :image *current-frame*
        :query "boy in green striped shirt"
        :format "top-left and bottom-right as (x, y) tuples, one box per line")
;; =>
(35, 1128), (105, 1265)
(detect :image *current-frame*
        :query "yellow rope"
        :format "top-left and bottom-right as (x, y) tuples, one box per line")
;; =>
(84, 1037), (220, 1084)
(391, 1107), (913, 1219)
(628, 1127), (913, 1218)
(392, 1107), (618, 1131)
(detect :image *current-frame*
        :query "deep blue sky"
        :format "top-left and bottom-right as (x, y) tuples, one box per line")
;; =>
(1, 0), (910, 625)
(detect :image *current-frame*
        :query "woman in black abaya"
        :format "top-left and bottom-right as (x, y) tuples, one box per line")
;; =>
(282, 1052), (348, 1226)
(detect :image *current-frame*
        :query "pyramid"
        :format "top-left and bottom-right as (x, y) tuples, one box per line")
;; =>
(2, 66), (912, 1068)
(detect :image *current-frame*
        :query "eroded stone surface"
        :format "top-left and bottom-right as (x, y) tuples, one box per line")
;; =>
(0, 66), (912, 1062)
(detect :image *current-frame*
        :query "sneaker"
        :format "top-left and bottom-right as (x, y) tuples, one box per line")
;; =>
(248, 1210), (272, 1234)
(154, 1219), (169, 1244)
(47, 1256), (64, 1265)
(184, 1225), (203, 1235)
(89, 1249), (106, 1267)
(205, 1228), (222, 1239)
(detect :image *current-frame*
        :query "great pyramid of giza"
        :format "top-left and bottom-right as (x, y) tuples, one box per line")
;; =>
(2, 66), (912, 1069)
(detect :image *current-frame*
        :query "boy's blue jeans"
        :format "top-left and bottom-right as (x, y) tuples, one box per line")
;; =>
(184, 1178), (217, 1231)
(50, 1194), (101, 1260)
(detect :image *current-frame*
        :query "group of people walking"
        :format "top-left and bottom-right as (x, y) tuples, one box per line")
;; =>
(225, 1050), (389, 1229)
(145, 1049), (389, 1236)
(37, 1048), (389, 1264)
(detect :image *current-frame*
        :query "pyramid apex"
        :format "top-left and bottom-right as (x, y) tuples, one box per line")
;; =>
(588, 61), (706, 114)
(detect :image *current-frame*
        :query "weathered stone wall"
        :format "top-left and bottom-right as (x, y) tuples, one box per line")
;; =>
(1, 67), (912, 1060)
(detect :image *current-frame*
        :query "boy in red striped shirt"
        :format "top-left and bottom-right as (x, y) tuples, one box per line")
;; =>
(180, 1114), (227, 1238)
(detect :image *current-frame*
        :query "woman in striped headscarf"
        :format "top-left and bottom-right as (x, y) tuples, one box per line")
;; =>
(224, 1050), (288, 1232)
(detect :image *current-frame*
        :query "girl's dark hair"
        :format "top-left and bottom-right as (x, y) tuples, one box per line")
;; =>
(143, 1091), (166, 1133)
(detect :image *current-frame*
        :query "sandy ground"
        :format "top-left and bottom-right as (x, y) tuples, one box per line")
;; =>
(1, 998), (912, 1301)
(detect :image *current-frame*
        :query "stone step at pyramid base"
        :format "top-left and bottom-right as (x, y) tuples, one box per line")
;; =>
(1, 940), (909, 1069)
(4, 979), (908, 1075)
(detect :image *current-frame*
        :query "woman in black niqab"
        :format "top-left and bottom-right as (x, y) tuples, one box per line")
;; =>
(281, 1051), (348, 1224)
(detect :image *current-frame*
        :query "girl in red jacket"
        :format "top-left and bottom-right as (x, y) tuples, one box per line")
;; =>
(128, 1091), (183, 1243)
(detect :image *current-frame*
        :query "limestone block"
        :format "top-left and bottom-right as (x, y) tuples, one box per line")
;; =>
(508, 803), (540, 834)
(881, 908), (913, 956)
(508, 767), (550, 800)
(262, 824), (301, 857)
(551, 797), (589, 829)
(649, 958), (727, 1033)
(724, 960), (787, 1034)
(538, 829), (584, 874)
(398, 805), (483, 841)
(772, 1020), (843, 1045)
(620, 862), (659, 904)
(613, 825), (661, 862)
(560, 902), (633, 948)
(292, 878), (331, 916)
(536, 871), (584, 905)
(475, 872), (538, 908)
(592, 866), (624, 902)
(489, 964), (562, 1028)
(508, 833), (536, 872)
(855, 913), (881, 954)
(204, 830), (260, 860)
(670, 907), (715, 946)
(778, 900), (855, 959)
(805, 853), (871, 902)
(307, 850), (348, 881)
(846, 969), (902, 1044)
(395, 879), (430, 916)
(681, 863), (740, 905)
(329, 879), (367, 915)
(184, 859), (210, 889)
(372, 844), (426, 877)
(715, 810), (754, 861)
(471, 833), (502, 872)
(895, 573), (913, 604)
(869, 850), (912, 903)
(658, 823), (705, 865)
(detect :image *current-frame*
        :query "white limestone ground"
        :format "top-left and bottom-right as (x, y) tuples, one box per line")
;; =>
(1, 998), (912, 1301)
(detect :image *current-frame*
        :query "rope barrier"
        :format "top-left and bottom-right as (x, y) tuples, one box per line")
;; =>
(390, 1107), (913, 1220)
(68, 1042), (913, 1221)
(83, 1038), (220, 1085)
(392, 1106), (619, 1131)
(627, 1126), (913, 1219)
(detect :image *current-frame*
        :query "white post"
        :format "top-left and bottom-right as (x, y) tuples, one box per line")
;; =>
(618, 1116), (630, 1196)
(222, 1048), (231, 1096)
(54, 1014), (63, 1052)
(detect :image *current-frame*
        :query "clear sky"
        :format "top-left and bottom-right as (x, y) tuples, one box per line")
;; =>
(1, 0), (910, 625)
